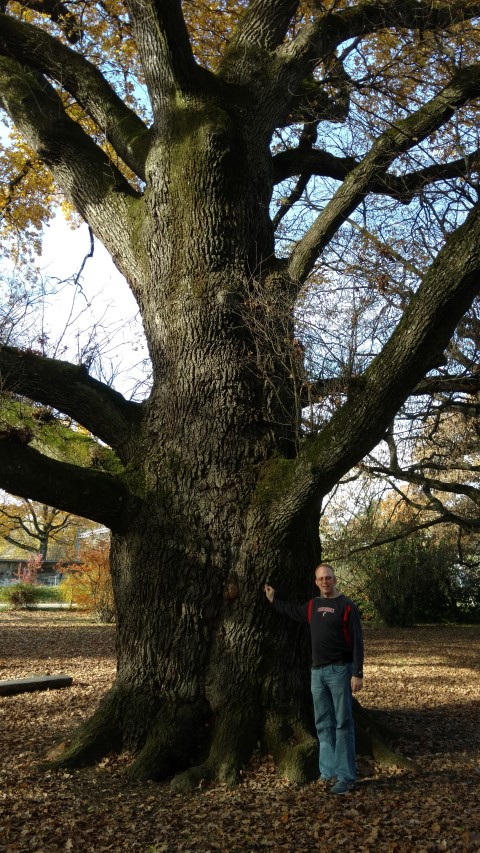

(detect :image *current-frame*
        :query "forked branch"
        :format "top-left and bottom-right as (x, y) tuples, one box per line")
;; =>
(259, 202), (480, 531)
(273, 148), (480, 204)
(126, 0), (209, 115)
(287, 64), (480, 286)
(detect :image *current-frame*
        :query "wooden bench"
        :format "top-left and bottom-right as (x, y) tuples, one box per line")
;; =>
(0, 675), (73, 696)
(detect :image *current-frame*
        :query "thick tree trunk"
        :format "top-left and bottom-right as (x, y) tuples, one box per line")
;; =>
(53, 504), (324, 787)
(52, 504), (408, 787)
(47, 97), (406, 787)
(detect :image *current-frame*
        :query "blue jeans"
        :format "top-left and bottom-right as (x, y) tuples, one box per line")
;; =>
(311, 663), (356, 784)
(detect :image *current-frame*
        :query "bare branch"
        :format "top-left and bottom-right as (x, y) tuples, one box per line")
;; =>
(366, 460), (480, 507)
(273, 147), (480, 203)
(412, 376), (480, 395)
(335, 515), (457, 559)
(272, 122), (319, 229)
(259, 200), (480, 531)
(287, 64), (480, 285)
(304, 373), (480, 404)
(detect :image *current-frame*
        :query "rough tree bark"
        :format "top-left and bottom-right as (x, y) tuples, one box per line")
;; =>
(1, 0), (480, 788)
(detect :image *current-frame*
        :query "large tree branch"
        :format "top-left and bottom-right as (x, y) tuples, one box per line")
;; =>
(0, 57), (145, 291)
(381, 153), (480, 202)
(273, 147), (356, 185)
(304, 373), (480, 404)
(27, 502), (71, 537)
(331, 512), (479, 560)
(278, 0), (480, 78)
(0, 13), (150, 181)
(262, 0), (480, 142)
(0, 345), (143, 462)
(227, 0), (299, 53)
(273, 147), (480, 202)
(287, 63), (480, 285)
(257, 200), (480, 531)
(3, 534), (38, 554)
(358, 459), (480, 533)
(365, 461), (480, 507)
(125, 0), (210, 117)
(0, 439), (133, 531)
(411, 376), (480, 396)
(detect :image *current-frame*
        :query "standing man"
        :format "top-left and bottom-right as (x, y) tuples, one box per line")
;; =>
(264, 564), (364, 794)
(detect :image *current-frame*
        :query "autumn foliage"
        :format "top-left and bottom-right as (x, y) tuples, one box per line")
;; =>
(0, 561), (63, 609)
(15, 551), (42, 584)
(60, 541), (115, 622)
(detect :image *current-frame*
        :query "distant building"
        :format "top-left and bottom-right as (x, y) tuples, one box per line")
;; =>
(0, 525), (110, 587)
(0, 559), (70, 587)
(74, 526), (110, 558)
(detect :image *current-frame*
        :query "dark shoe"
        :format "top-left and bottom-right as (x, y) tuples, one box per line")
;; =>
(331, 780), (355, 794)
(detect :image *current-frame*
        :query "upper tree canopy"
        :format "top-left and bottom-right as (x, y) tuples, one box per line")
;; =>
(1, 0), (480, 528)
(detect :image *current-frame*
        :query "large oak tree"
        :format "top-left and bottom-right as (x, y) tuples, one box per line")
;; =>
(1, 0), (480, 787)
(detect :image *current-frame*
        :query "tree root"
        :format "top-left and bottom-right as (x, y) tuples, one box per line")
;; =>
(41, 686), (207, 778)
(170, 704), (259, 793)
(41, 687), (124, 769)
(263, 701), (414, 785)
(353, 698), (414, 769)
(40, 685), (413, 784)
(262, 711), (318, 785)
(128, 698), (209, 782)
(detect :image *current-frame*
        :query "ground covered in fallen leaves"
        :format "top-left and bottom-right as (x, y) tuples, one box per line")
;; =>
(0, 611), (479, 853)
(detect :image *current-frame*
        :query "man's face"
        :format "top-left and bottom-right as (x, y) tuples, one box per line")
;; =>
(315, 569), (336, 597)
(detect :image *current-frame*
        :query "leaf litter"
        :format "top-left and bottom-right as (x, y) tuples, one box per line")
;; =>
(0, 612), (479, 852)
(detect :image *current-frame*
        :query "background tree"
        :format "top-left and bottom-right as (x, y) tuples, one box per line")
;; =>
(321, 493), (470, 625)
(314, 292), (479, 626)
(1, 1), (480, 788)
(359, 297), (480, 534)
(0, 493), (75, 560)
